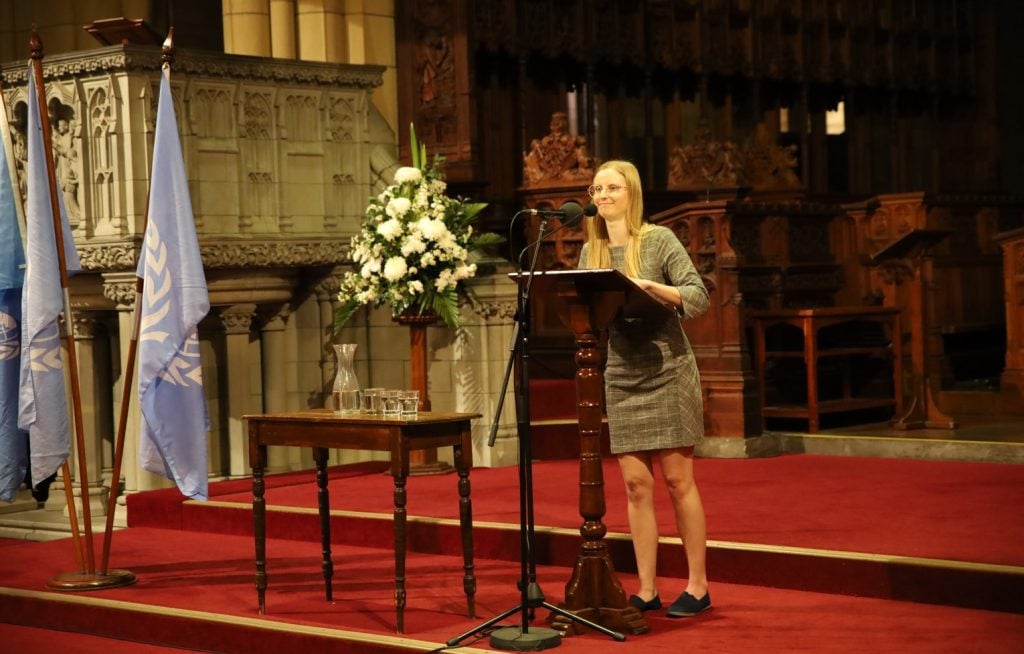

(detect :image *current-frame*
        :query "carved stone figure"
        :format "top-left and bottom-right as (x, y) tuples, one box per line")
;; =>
(11, 127), (27, 199)
(53, 117), (82, 222)
(522, 112), (594, 187)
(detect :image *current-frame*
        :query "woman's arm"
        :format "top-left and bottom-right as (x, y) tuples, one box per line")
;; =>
(633, 277), (683, 308)
(636, 227), (709, 318)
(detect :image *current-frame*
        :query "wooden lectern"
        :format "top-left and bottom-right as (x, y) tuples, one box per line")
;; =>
(871, 228), (957, 429)
(513, 268), (675, 636)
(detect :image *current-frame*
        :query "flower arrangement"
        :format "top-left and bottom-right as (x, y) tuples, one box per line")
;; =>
(334, 126), (502, 330)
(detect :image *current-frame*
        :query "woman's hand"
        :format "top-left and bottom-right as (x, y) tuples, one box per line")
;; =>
(631, 277), (683, 309)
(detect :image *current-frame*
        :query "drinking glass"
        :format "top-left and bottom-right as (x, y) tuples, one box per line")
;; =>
(382, 390), (402, 417)
(400, 390), (420, 418)
(338, 389), (361, 414)
(362, 388), (384, 414)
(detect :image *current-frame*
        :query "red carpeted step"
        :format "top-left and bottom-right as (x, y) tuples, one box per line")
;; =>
(123, 455), (1024, 614)
(2, 528), (1023, 653)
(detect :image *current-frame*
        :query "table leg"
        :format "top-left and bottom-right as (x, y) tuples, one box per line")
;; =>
(805, 316), (820, 433)
(392, 473), (408, 633)
(252, 444), (267, 614)
(313, 447), (333, 602)
(454, 440), (476, 618)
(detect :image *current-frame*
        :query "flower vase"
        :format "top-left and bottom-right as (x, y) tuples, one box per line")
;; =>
(332, 343), (359, 413)
(392, 310), (452, 475)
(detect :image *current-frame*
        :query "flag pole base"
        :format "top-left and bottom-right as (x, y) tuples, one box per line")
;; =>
(47, 569), (137, 591)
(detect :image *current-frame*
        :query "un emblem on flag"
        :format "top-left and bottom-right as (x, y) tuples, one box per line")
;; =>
(0, 310), (18, 360)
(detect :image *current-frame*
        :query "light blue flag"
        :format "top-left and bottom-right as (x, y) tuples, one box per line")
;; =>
(137, 69), (210, 500)
(18, 66), (81, 489)
(0, 112), (27, 502)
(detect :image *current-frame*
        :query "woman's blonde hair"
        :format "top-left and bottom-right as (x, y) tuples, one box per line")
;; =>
(583, 160), (651, 276)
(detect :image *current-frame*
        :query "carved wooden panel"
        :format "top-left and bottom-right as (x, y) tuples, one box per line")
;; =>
(995, 228), (1024, 401)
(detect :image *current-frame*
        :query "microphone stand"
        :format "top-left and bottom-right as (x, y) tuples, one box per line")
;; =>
(447, 214), (625, 650)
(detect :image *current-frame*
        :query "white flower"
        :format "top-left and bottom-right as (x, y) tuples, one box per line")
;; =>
(360, 258), (381, 278)
(383, 256), (408, 282)
(357, 288), (378, 303)
(394, 166), (422, 184)
(435, 269), (456, 291)
(437, 232), (457, 254)
(377, 218), (403, 241)
(414, 187), (431, 209)
(400, 235), (426, 256)
(335, 144), (491, 332)
(455, 263), (476, 280)
(386, 196), (412, 219)
(418, 217), (449, 241)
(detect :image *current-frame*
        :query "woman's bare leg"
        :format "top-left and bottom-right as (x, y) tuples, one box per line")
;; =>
(618, 452), (660, 601)
(658, 447), (707, 598)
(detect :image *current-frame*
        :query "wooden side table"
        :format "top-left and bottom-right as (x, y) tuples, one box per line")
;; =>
(751, 306), (903, 432)
(245, 410), (480, 633)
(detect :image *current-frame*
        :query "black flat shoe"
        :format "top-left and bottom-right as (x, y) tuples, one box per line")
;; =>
(628, 594), (662, 612)
(666, 591), (711, 617)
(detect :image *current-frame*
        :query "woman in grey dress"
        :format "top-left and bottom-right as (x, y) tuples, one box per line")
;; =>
(579, 160), (711, 618)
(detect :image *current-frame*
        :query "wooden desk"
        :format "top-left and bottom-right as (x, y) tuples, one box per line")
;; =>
(245, 409), (480, 633)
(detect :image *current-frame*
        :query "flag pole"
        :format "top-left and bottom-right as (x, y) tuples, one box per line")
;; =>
(26, 28), (89, 577)
(29, 27), (134, 590)
(98, 28), (177, 578)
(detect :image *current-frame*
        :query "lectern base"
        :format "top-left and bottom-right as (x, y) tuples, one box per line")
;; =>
(490, 626), (562, 651)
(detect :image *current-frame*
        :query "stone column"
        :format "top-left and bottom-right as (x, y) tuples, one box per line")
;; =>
(219, 304), (258, 478)
(296, 0), (348, 63)
(270, 0), (297, 58)
(314, 274), (342, 406)
(343, 1), (397, 129)
(260, 305), (291, 473)
(223, 0), (273, 57)
(69, 313), (110, 516)
(454, 262), (519, 468)
(102, 274), (164, 495)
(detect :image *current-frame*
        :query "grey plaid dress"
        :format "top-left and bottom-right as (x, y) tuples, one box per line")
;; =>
(580, 226), (709, 454)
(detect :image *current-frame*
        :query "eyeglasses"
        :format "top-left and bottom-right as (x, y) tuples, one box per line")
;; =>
(587, 184), (625, 198)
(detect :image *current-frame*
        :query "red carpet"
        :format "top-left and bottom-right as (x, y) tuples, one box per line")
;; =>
(3, 453), (1023, 652)
(2, 529), (1023, 653)
(134, 455), (1024, 566)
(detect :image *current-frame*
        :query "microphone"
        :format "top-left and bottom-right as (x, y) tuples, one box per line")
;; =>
(517, 203), (597, 264)
(525, 201), (597, 227)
